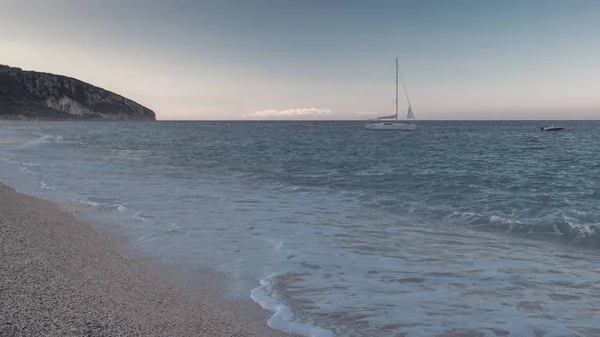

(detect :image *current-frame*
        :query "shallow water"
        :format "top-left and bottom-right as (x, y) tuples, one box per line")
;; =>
(1, 120), (599, 336)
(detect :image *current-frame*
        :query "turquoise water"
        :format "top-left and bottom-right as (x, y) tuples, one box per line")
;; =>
(1, 120), (600, 336)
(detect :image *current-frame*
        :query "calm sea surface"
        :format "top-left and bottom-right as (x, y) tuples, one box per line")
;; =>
(1, 120), (600, 336)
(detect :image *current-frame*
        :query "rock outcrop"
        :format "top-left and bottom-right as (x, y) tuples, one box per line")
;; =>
(0, 64), (156, 120)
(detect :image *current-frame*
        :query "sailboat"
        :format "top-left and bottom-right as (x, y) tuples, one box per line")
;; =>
(365, 58), (416, 131)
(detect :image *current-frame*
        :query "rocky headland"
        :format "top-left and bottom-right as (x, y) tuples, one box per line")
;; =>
(0, 64), (155, 120)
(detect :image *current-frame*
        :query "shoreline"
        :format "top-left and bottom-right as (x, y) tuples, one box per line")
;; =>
(0, 183), (292, 336)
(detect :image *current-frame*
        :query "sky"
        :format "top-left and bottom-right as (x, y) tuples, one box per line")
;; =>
(1, 0), (599, 120)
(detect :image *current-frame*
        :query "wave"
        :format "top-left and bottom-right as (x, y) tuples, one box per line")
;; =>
(133, 211), (147, 221)
(250, 272), (334, 337)
(446, 210), (599, 246)
(22, 134), (64, 148)
(79, 196), (128, 212)
(226, 167), (600, 249)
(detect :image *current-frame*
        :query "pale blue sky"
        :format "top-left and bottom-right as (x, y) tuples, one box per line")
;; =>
(1, 0), (599, 120)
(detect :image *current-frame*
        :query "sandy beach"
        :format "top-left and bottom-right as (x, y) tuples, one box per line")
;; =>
(0, 183), (289, 336)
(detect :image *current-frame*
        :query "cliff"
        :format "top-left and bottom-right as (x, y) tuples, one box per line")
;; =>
(0, 64), (156, 120)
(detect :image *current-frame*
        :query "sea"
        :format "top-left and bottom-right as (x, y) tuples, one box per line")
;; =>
(1, 120), (600, 337)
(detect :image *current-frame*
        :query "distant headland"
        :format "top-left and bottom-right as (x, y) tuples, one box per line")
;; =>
(0, 64), (155, 121)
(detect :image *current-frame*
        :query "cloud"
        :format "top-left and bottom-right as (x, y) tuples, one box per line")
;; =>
(243, 108), (332, 118)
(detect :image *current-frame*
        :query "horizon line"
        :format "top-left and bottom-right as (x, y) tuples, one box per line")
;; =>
(153, 119), (600, 122)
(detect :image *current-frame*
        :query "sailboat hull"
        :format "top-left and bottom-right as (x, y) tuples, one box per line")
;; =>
(365, 122), (416, 131)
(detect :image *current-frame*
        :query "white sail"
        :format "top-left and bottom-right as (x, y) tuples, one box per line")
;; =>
(406, 105), (414, 120)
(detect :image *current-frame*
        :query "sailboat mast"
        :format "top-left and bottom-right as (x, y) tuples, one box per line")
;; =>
(398, 58), (411, 107)
(395, 58), (399, 120)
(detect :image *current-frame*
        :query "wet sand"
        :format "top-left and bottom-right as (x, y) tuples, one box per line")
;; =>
(0, 183), (289, 336)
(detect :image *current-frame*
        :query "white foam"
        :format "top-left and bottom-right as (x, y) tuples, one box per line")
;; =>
(78, 197), (128, 213)
(562, 214), (596, 239)
(22, 134), (63, 148)
(251, 272), (334, 337)
(162, 223), (180, 234)
(79, 197), (101, 207)
(133, 212), (147, 221)
(489, 215), (525, 225)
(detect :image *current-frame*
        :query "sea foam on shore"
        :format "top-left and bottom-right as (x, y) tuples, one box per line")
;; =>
(0, 183), (288, 337)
